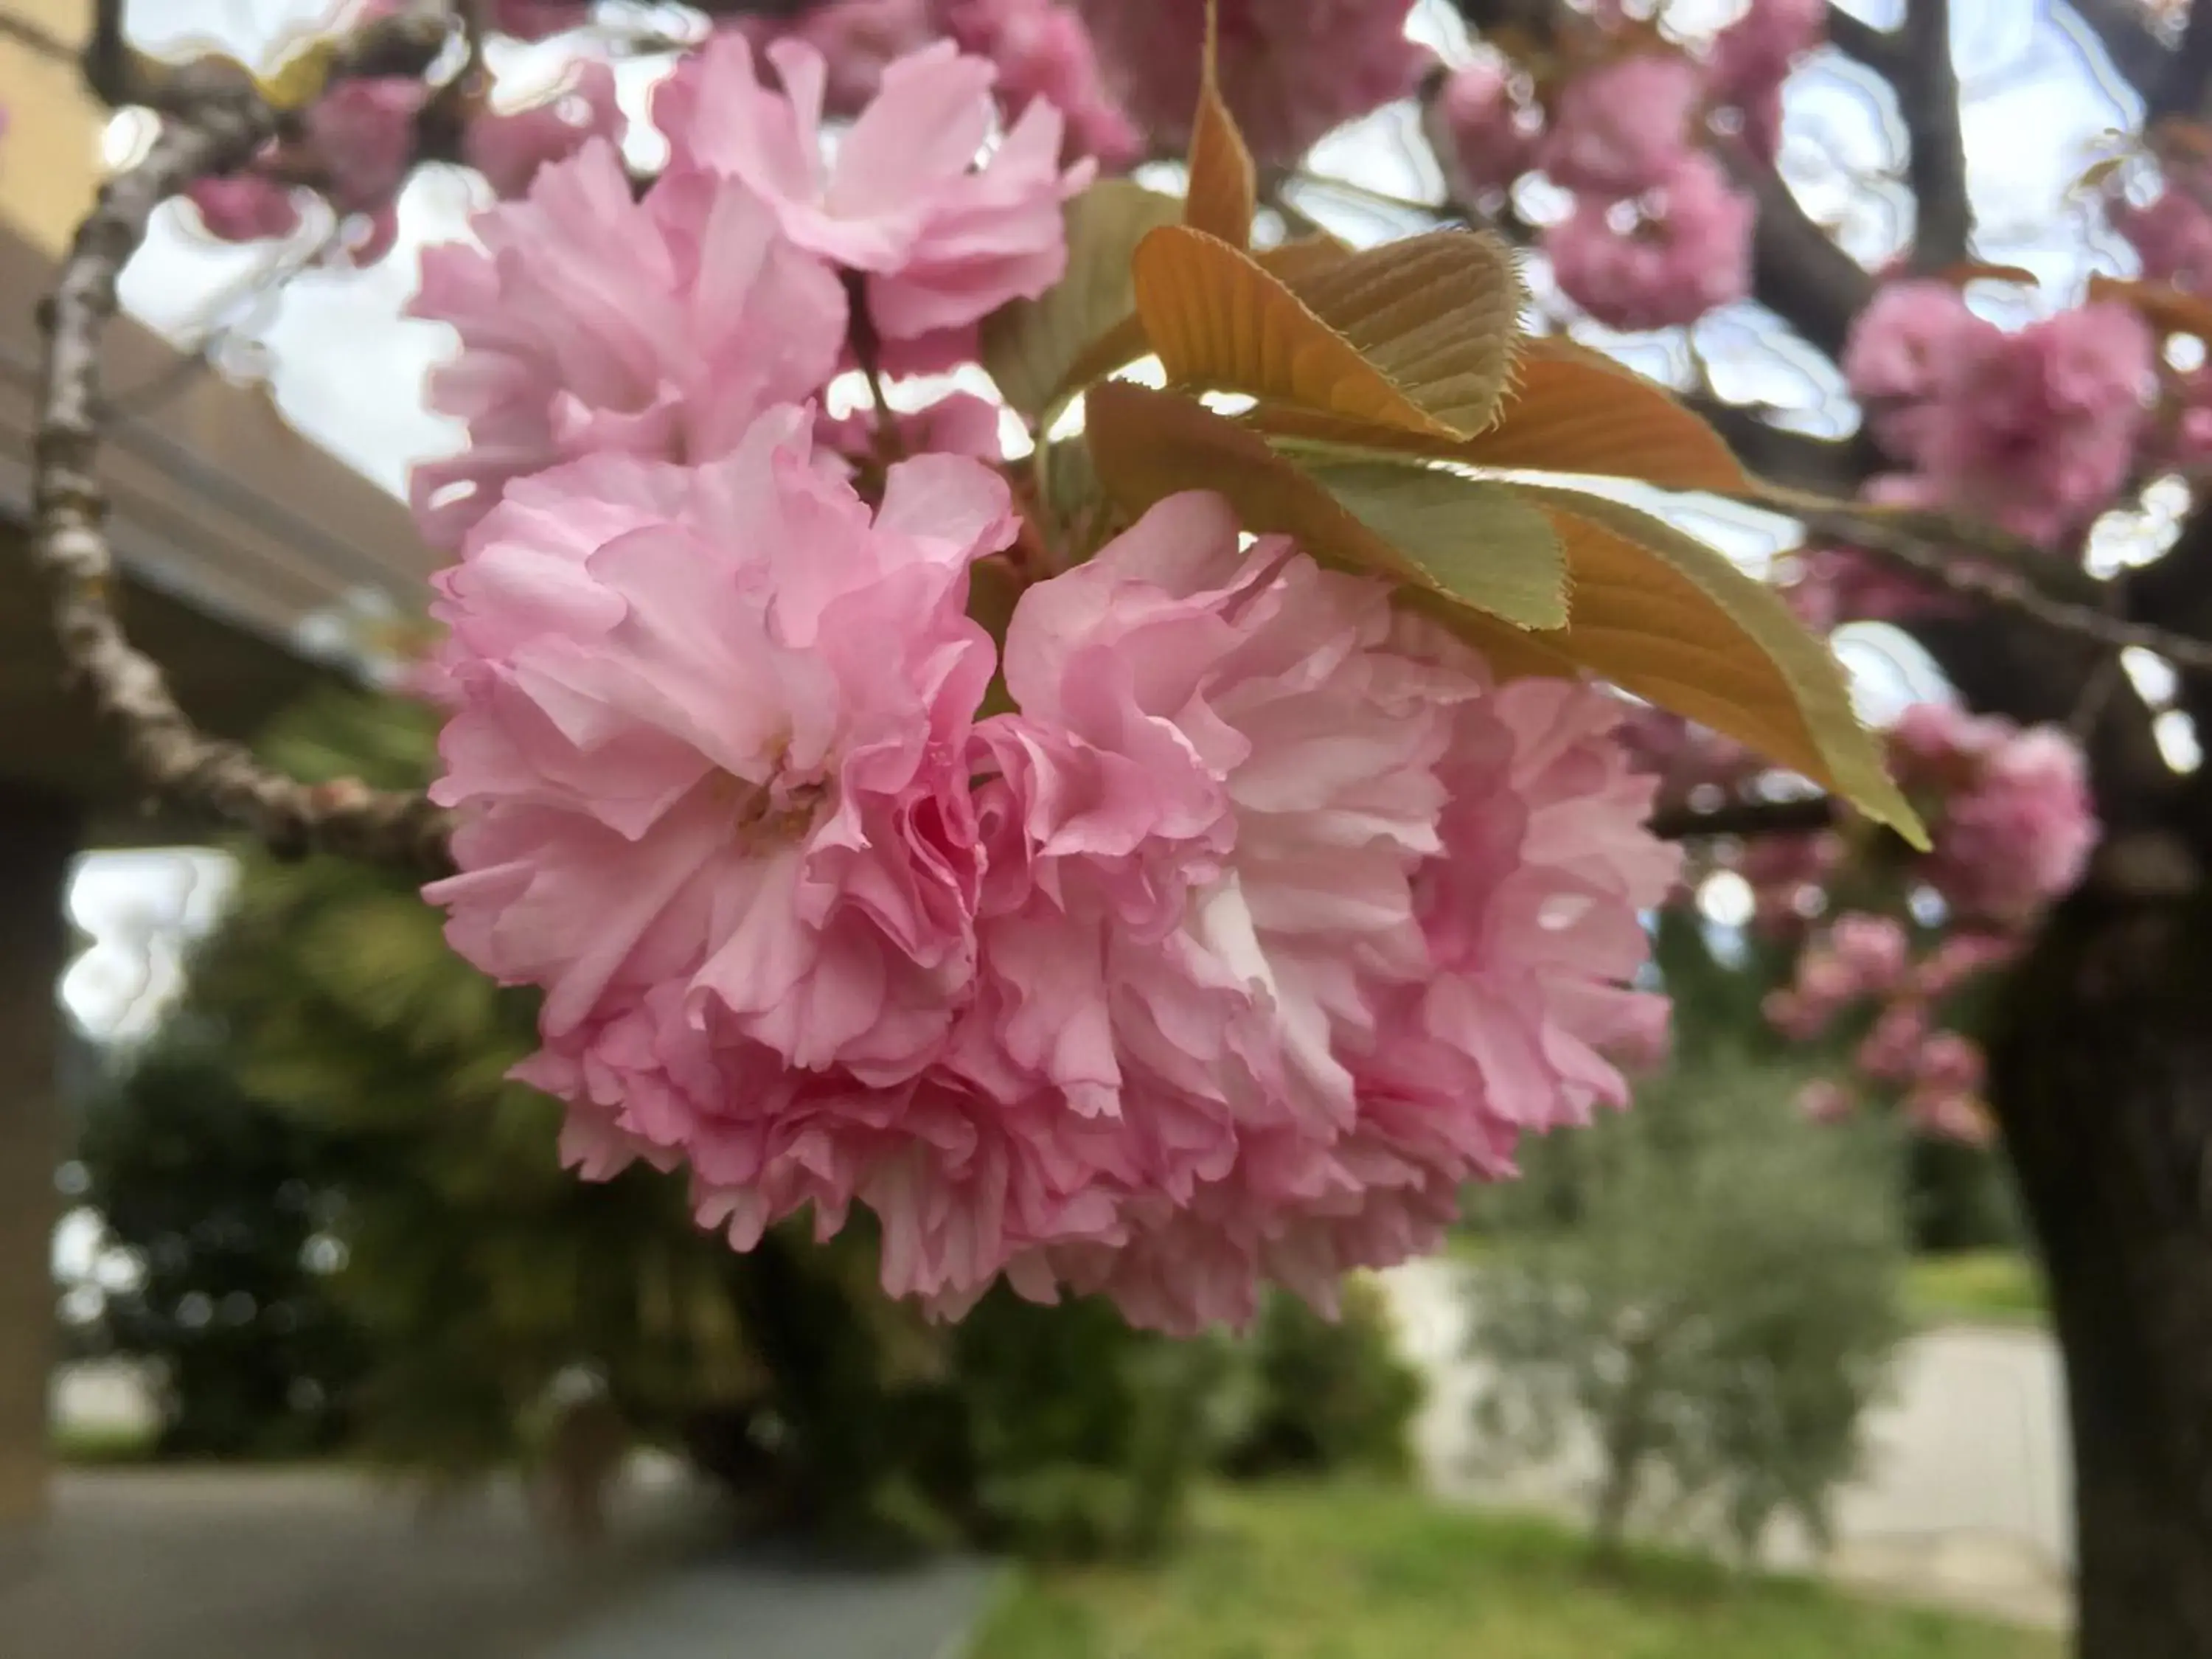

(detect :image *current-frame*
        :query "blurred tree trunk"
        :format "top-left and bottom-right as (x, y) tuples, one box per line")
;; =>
(0, 790), (79, 1546)
(1992, 889), (2212, 1659)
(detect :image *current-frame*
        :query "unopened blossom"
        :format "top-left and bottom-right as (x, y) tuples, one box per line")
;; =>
(962, 495), (1675, 1329)
(655, 33), (1085, 346)
(1545, 153), (1753, 332)
(2113, 182), (2212, 293)
(184, 175), (303, 243)
(1540, 52), (1705, 198)
(428, 411), (1016, 1087)
(409, 140), (846, 547)
(1073, 0), (1427, 167)
(1910, 304), (2154, 547)
(1708, 0), (1823, 106)
(936, 0), (1143, 164)
(1436, 60), (1541, 195)
(464, 60), (626, 200)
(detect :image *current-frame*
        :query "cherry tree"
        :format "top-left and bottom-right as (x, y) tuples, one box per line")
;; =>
(21, 1), (2212, 1654)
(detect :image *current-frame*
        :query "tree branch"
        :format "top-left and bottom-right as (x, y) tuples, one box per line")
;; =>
(2160, 0), (2212, 122)
(1822, 7), (1899, 75)
(1750, 487), (2212, 673)
(30, 52), (452, 874)
(1652, 796), (1837, 842)
(1728, 152), (1877, 360)
(1897, 0), (1972, 268)
(1686, 397), (1875, 496)
(2065, 0), (2175, 108)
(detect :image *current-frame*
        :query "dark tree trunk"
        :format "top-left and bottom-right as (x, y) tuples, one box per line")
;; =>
(1989, 888), (2212, 1659)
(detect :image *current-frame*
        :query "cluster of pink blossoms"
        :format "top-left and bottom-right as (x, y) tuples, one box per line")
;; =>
(1440, 1), (1818, 334)
(407, 35), (1680, 1331)
(1764, 703), (2095, 1144)
(187, 3), (623, 264)
(1843, 281), (2154, 550)
(740, 0), (1140, 164)
(1770, 914), (2014, 1145)
(1076, 0), (1428, 167)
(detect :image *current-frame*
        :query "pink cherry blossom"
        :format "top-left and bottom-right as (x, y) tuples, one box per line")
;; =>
(463, 60), (626, 201)
(1781, 544), (1948, 628)
(1796, 1077), (1858, 1124)
(1829, 911), (1910, 993)
(1932, 728), (2098, 923)
(1540, 53), (1705, 199)
(1908, 304), (2153, 547)
(734, 2), (938, 117)
(305, 77), (425, 214)
(1708, 0), (1823, 106)
(1888, 704), (2097, 923)
(655, 33), (1086, 345)
(427, 411), (1017, 1088)
(957, 493), (1674, 1330)
(818, 389), (1007, 470)
(408, 141), (846, 549)
(1909, 931), (2018, 999)
(1545, 153), (1753, 332)
(1738, 830), (1841, 934)
(936, 0), (1143, 165)
(1072, 0), (1427, 167)
(1912, 1029), (1986, 1097)
(184, 175), (303, 243)
(1437, 60), (1541, 196)
(1841, 279), (2001, 462)
(2113, 183), (2212, 293)
(1855, 1001), (1930, 1084)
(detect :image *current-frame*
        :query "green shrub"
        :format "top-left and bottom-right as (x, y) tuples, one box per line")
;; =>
(1217, 1279), (1423, 1481)
(77, 1032), (368, 1459)
(1466, 1054), (1909, 1563)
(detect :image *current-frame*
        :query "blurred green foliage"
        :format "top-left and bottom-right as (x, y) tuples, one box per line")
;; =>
(1464, 1052), (1910, 1564)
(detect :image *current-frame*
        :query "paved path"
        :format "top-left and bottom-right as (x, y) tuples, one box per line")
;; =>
(1382, 1258), (2073, 1630)
(1, 1467), (995, 1659)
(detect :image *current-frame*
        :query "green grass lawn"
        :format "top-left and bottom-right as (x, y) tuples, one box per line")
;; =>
(969, 1484), (2059, 1659)
(1903, 1251), (2047, 1329)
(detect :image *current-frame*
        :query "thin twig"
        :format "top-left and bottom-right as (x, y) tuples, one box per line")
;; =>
(1739, 484), (2212, 674)
(30, 44), (453, 875)
(1650, 796), (1838, 842)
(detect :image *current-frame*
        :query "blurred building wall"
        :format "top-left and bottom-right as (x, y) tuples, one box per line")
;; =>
(0, 0), (102, 256)
(0, 0), (97, 1537)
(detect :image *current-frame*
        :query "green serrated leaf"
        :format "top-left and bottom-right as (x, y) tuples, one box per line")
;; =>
(1295, 459), (1567, 630)
(1461, 484), (1927, 846)
(981, 181), (1183, 420)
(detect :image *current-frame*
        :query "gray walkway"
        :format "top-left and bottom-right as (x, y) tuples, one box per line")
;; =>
(1382, 1258), (2073, 1630)
(1, 1467), (996, 1659)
